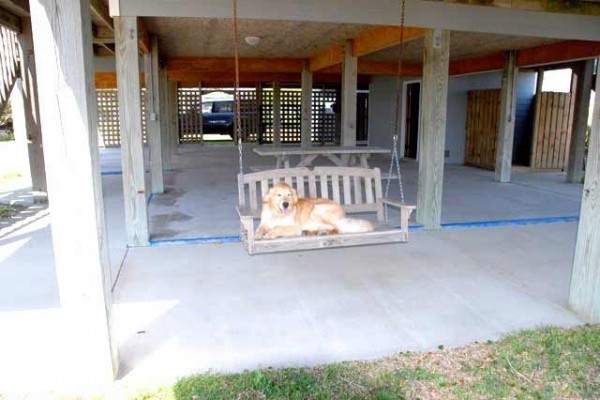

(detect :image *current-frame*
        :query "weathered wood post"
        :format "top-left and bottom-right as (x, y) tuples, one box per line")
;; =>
(115, 16), (150, 246)
(272, 81), (282, 146)
(160, 68), (172, 169)
(416, 29), (450, 229)
(568, 59), (600, 323)
(29, 0), (118, 386)
(16, 18), (46, 202)
(301, 61), (313, 148)
(168, 80), (180, 154)
(144, 35), (164, 193)
(494, 50), (518, 183)
(567, 59), (594, 184)
(341, 39), (357, 147)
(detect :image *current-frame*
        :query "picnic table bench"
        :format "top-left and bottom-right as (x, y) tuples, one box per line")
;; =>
(253, 146), (390, 169)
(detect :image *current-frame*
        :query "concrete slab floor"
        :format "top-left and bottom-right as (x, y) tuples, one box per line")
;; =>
(102, 145), (584, 241)
(112, 223), (582, 388)
(0, 143), (586, 394)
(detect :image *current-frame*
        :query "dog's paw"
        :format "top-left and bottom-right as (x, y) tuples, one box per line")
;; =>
(263, 231), (280, 239)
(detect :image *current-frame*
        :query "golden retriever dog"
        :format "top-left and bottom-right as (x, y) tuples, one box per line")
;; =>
(255, 182), (374, 240)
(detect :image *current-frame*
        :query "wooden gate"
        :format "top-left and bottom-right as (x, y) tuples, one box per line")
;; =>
(531, 92), (575, 170)
(465, 89), (501, 169)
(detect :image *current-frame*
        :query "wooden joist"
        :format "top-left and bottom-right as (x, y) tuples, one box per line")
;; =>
(167, 57), (304, 73)
(0, 6), (20, 32)
(517, 40), (600, 68)
(137, 18), (150, 54)
(422, 0), (600, 16)
(310, 26), (425, 72)
(449, 53), (505, 76)
(352, 26), (426, 57)
(90, 0), (113, 31)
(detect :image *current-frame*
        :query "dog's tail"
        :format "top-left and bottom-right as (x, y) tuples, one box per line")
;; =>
(334, 218), (374, 234)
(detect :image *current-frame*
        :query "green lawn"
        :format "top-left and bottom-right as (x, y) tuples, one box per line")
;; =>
(132, 324), (600, 400)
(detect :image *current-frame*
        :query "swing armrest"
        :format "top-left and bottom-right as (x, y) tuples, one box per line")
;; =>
(379, 198), (416, 233)
(237, 207), (260, 220)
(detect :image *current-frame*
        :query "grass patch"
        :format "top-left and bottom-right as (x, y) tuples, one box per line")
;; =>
(0, 171), (21, 186)
(133, 325), (600, 400)
(0, 203), (20, 218)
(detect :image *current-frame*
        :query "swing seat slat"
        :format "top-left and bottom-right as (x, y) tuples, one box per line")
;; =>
(237, 167), (415, 255)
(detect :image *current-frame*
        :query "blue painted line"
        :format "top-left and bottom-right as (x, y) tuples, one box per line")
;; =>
(147, 192), (155, 205)
(149, 235), (242, 246)
(145, 215), (578, 247)
(101, 170), (123, 176)
(408, 215), (579, 232)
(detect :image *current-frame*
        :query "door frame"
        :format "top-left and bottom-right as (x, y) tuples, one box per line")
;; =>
(401, 79), (422, 161)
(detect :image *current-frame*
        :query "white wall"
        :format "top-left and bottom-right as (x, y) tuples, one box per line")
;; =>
(368, 76), (417, 150)
(368, 72), (504, 165)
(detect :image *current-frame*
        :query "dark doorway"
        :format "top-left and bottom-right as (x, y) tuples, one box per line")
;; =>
(404, 82), (420, 158)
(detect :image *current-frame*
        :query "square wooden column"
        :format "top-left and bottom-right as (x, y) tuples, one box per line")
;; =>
(272, 81), (281, 146)
(569, 60), (600, 323)
(16, 18), (46, 201)
(160, 68), (172, 169)
(144, 35), (164, 193)
(301, 62), (312, 148)
(416, 29), (450, 229)
(494, 51), (518, 183)
(341, 39), (357, 147)
(115, 16), (149, 246)
(567, 59), (594, 184)
(29, 0), (118, 386)
(168, 80), (180, 153)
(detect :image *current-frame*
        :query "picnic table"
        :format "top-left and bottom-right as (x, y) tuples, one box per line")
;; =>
(253, 146), (390, 169)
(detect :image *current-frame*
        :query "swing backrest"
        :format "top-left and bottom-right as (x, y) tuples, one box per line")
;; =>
(238, 167), (385, 220)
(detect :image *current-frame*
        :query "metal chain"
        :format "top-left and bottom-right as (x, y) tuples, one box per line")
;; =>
(233, 0), (244, 176)
(384, 0), (407, 213)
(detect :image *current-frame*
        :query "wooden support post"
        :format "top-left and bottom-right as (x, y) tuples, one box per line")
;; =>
(168, 80), (179, 153)
(160, 69), (172, 169)
(16, 18), (46, 202)
(115, 16), (149, 246)
(144, 36), (163, 193)
(494, 51), (518, 183)
(341, 39), (358, 147)
(301, 62), (312, 148)
(197, 80), (203, 145)
(29, 0), (117, 386)
(567, 59), (594, 184)
(416, 29), (450, 229)
(569, 60), (600, 323)
(272, 81), (281, 146)
(530, 69), (544, 168)
(256, 82), (263, 143)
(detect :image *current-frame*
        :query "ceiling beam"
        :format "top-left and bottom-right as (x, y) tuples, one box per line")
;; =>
(449, 53), (505, 76)
(309, 44), (343, 72)
(353, 26), (425, 57)
(422, 0), (600, 16)
(165, 70), (371, 86)
(0, 0), (28, 17)
(110, 0), (600, 41)
(0, 6), (20, 32)
(310, 26), (425, 72)
(517, 40), (600, 68)
(90, 0), (113, 31)
(137, 18), (150, 54)
(167, 57), (305, 73)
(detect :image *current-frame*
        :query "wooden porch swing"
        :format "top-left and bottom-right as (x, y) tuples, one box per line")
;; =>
(233, 0), (416, 255)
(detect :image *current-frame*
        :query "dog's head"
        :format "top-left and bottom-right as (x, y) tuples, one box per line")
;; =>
(262, 182), (298, 216)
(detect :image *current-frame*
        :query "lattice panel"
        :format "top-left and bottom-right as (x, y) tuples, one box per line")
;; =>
(97, 88), (147, 148)
(259, 88), (274, 143)
(178, 88), (203, 143)
(239, 90), (259, 141)
(312, 88), (337, 144)
(280, 88), (302, 143)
